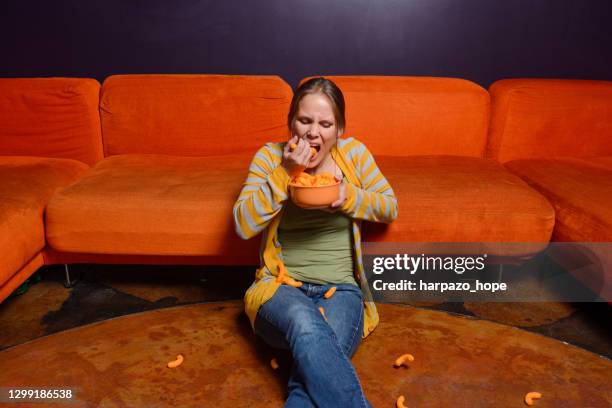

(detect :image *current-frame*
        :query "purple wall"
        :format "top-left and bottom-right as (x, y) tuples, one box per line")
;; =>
(1, 0), (610, 88)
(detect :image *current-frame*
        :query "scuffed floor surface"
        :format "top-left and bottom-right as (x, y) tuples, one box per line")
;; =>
(0, 301), (610, 407)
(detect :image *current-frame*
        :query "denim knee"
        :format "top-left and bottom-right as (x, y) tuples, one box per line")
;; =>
(254, 311), (290, 350)
(286, 306), (327, 341)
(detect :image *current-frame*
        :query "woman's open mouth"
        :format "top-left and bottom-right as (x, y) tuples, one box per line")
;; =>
(309, 144), (321, 161)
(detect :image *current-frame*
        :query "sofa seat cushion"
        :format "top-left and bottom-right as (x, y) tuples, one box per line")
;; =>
(545, 156), (612, 172)
(363, 156), (555, 249)
(45, 154), (256, 257)
(504, 158), (612, 242)
(0, 157), (88, 284)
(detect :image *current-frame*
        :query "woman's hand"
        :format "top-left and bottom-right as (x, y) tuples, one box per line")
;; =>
(282, 135), (313, 178)
(321, 180), (347, 213)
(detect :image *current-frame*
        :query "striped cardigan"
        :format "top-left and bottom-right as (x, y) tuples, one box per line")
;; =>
(233, 136), (398, 338)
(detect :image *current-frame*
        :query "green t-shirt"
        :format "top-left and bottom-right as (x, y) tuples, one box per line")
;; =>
(278, 199), (356, 286)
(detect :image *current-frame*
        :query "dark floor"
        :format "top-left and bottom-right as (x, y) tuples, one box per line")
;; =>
(0, 263), (610, 360)
(2, 301), (610, 408)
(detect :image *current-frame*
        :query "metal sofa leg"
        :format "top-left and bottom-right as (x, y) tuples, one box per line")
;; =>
(63, 264), (78, 288)
(497, 264), (504, 283)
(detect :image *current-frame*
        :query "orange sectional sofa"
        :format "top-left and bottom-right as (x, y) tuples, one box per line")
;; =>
(0, 74), (609, 304)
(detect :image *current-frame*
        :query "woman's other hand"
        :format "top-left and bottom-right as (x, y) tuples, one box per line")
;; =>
(321, 180), (347, 213)
(282, 135), (313, 178)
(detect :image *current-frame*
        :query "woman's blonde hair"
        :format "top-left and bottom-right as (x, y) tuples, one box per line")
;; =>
(287, 77), (345, 134)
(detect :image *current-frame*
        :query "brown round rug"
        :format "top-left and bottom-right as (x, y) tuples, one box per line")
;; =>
(0, 301), (610, 407)
(464, 301), (577, 327)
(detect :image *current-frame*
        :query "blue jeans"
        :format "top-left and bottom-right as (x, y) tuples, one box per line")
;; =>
(255, 282), (373, 408)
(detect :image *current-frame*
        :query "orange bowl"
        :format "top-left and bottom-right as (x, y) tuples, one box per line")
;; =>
(289, 180), (340, 208)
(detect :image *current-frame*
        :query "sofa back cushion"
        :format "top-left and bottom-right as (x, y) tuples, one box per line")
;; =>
(100, 75), (293, 157)
(487, 79), (612, 163)
(303, 76), (489, 157)
(0, 78), (103, 165)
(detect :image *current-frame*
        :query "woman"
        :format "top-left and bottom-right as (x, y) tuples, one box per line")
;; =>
(233, 77), (398, 407)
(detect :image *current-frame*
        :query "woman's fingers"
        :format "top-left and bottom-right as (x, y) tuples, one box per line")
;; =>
(295, 138), (311, 165)
(284, 135), (298, 156)
(283, 136), (309, 175)
(330, 181), (346, 208)
(283, 135), (317, 175)
(297, 137), (308, 153)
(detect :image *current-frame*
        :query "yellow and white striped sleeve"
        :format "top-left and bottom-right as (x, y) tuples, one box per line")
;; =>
(340, 141), (398, 223)
(233, 143), (289, 239)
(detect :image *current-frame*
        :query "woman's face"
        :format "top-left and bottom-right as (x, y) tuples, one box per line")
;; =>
(291, 93), (342, 168)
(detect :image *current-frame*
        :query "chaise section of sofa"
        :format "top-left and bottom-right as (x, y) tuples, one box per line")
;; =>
(0, 78), (102, 302)
(488, 79), (612, 299)
(317, 76), (555, 257)
(0, 157), (88, 301)
(45, 75), (293, 265)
